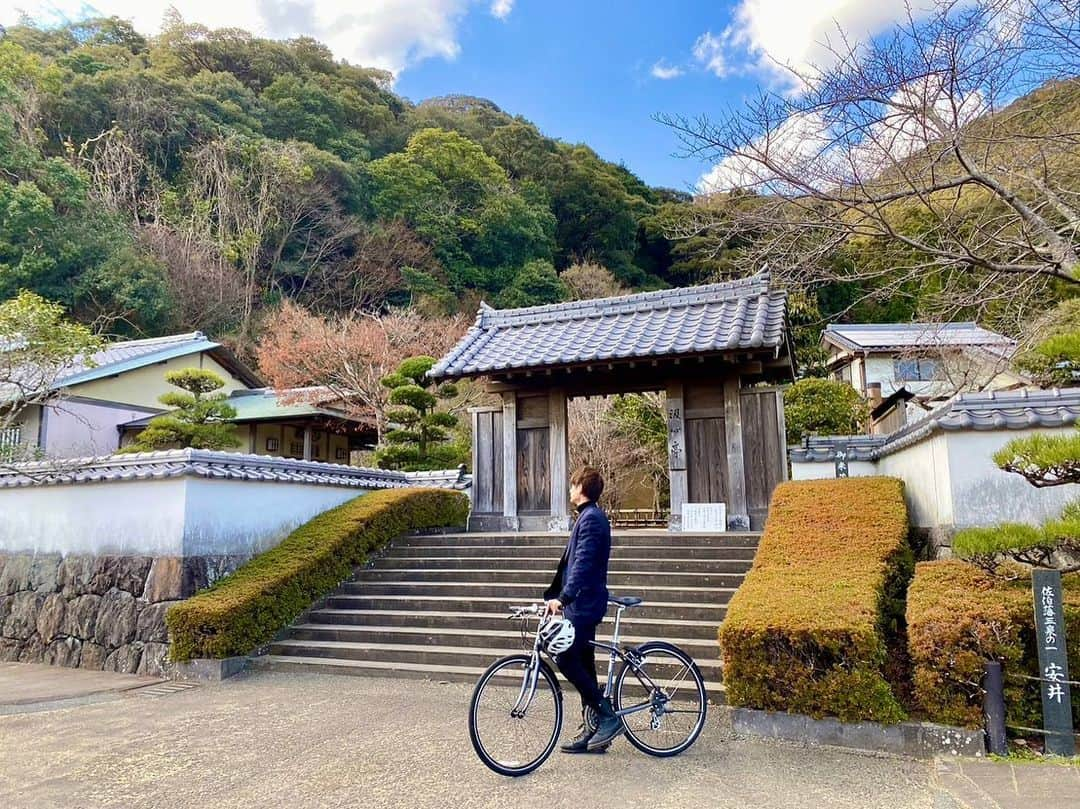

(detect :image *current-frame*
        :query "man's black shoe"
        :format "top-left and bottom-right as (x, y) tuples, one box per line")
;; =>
(559, 722), (608, 754)
(586, 698), (624, 751)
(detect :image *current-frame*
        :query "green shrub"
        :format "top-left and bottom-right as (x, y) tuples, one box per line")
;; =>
(782, 378), (869, 442)
(952, 523), (1047, 571)
(953, 508), (1080, 574)
(1013, 299), (1080, 388)
(167, 487), (469, 661)
(907, 560), (1080, 728)
(718, 477), (911, 723)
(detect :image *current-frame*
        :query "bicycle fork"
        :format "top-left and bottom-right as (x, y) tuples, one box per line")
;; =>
(510, 651), (541, 718)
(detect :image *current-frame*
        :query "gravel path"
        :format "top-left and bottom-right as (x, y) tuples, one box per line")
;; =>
(0, 670), (936, 809)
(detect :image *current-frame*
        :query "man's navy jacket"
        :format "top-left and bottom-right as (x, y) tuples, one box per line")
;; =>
(544, 501), (612, 625)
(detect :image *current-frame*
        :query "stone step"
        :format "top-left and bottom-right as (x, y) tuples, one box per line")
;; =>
(265, 639), (725, 683)
(336, 580), (739, 604)
(370, 556), (755, 572)
(284, 624), (720, 660)
(383, 544), (759, 560)
(321, 595), (728, 622)
(304, 608), (725, 639)
(402, 533), (760, 549)
(250, 655), (725, 700)
(352, 568), (748, 588)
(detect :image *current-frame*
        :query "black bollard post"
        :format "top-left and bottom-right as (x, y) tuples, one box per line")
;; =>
(983, 660), (1008, 756)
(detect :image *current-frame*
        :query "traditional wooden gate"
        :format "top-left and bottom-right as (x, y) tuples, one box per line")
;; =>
(740, 387), (788, 528)
(438, 273), (795, 532)
(514, 394), (551, 515)
(470, 406), (504, 518)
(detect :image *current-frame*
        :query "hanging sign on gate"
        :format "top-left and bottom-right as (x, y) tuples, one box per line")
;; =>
(1032, 569), (1076, 756)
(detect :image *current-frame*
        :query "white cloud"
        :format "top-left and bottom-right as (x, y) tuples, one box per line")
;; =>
(650, 60), (684, 80)
(692, 31), (728, 77)
(0, 0), (489, 76)
(720, 0), (939, 89)
(697, 78), (987, 194)
(490, 0), (513, 19)
(698, 111), (832, 193)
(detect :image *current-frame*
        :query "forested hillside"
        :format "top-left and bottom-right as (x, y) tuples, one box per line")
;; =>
(0, 15), (693, 348)
(1, 14), (1075, 372)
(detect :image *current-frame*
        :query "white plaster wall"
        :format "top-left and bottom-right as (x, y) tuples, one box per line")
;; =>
(790, 459), (877, 480)
(852, 357), (866, 393)
(181, 477), (362, 556)
(0, 477), (370, 556)
(863, 356), (946, 399)
(0, 478), (188, 554)
(43, 400), (158, 458)
(946, 428), (1078, 528)
(790, 425), (1077, 531)
(877, 432), (953, 528)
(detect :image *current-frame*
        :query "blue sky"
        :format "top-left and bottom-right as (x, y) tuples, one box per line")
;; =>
(3, 0), (929, 190)
(394, 1), (743, 192)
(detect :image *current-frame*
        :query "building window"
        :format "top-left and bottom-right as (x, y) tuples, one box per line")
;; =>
(894, 358), (939, 381)
(0, 424), (22, 460)
(289, 441), (304, 456)
(265, 437), (279, 452)
(335, 447), (347, 460)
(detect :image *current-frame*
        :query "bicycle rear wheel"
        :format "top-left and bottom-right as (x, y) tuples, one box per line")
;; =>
(468, 654), (563, 776)
(613, 641), (707, 757)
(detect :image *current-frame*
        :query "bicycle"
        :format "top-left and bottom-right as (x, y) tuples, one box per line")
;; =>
(468, 595), (708, 777)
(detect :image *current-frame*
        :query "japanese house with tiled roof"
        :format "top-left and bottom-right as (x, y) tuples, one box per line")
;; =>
(431, 272), (796, 532)
(3, 331), (375, 461)
(821, 322), (1026, 426)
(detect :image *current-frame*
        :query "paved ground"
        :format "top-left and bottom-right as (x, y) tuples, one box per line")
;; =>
(0, 662), (161, 714)
(0, 666), (1075, 809)
(935, 757), (1080, 808)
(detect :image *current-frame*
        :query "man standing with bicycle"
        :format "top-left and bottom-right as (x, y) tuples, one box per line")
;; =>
(543, 466), (623, 754)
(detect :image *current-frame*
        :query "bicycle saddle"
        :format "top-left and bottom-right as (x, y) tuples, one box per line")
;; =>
(609, 595), (643, 608)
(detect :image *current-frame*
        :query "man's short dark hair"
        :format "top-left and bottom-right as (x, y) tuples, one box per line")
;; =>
(571, 467), (604, 502)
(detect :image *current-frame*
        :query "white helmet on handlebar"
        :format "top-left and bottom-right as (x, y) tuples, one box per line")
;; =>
(538, 617), (575, 655)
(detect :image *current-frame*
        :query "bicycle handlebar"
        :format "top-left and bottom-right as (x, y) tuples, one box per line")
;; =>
(506, 603), (545, 619)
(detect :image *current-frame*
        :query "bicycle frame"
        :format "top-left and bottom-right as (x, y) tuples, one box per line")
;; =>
(589, 603), (673, 719)
(509, 602), (673, 721)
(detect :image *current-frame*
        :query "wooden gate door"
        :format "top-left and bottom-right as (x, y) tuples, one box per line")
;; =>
(684, 382), (729, 504)
(470, 407), (504, 516)
(739, 387), (788, 529)
(516, 394), (551, 514)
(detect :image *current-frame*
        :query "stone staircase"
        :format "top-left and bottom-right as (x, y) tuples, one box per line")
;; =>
(252, 530), (761, 700)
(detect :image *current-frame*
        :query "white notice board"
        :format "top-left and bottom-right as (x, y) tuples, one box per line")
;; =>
(682, 503), (727, 532)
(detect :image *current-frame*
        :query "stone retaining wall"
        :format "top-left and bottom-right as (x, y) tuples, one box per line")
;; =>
(0, 553), (243, 675)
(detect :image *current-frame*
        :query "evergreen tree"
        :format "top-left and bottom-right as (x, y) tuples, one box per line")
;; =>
(375, 356), (461, 471)
(122, 368), (238, 452)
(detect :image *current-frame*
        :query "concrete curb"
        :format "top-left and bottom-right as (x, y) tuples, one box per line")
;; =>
(727, 706), (985, 759)
(165, 657), (248, 682)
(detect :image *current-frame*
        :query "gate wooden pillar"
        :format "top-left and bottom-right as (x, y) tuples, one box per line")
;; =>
(722, 376), (750, 530)
(548, 388), (570, 531)
(501, 392), (519, 531)
(666, 380), (688, 531)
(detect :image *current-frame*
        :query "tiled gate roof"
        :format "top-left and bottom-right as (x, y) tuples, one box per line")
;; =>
(430, 272), (788, 379)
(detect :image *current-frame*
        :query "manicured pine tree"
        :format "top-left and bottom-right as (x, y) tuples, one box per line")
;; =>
(953, 314), (1080, 573)
(122, 369), (238, 452)
(375, 356), (461, 471)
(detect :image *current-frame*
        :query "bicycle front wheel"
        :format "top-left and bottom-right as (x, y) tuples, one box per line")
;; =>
(468, 654), (563, 777)
(613, 641), (707, 757)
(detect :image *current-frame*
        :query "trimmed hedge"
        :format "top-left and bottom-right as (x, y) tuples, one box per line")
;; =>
(167, 487), (469, 661)
(718, 477), (911, 723)
(907, 560), (1080, 728)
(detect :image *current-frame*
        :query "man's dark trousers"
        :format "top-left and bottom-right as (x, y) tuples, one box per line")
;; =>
(545, 500), (611, 712)
(556, 621), (602, 711)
